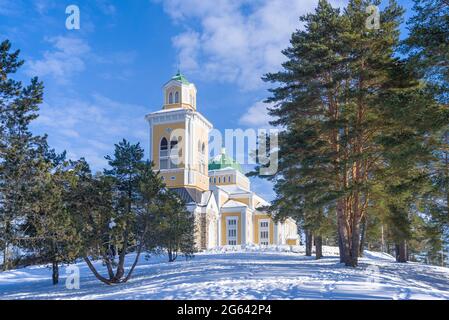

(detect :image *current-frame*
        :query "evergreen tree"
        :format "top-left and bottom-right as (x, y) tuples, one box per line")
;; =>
(404, 0), (449, 265)
(404, 0), (448, 99)
(20, 151), (81, 284)
(69, 140), (165, 284)
(258, 0), (446, 266)
(0, 40), (46, 270)
(157, 190), (195, 262)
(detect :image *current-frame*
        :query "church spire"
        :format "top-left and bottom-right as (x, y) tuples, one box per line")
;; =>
(163, 71), (196, 110)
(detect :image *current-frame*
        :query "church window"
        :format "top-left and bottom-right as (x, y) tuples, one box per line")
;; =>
(174, 91), (179, 103)
(168, 92), (173, 104)
(170, 137), (179, 169)
(227, 218), (238, 245)
(160, 138), (169, 169)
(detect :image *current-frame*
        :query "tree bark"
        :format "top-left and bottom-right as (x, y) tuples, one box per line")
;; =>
(83, 257), (112, 285)
(2, 244), (9, 271)
(359, 217), (367, 257)
(305, 230), (313, 256)
(52, 260), (59, 285)
(337, 201), (351, 264)
(315, 235), (323, 260)
(123, 244), (143, 283)
(396, 241), (408, 263)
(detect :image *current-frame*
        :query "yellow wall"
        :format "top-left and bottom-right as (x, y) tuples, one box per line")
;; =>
(232, 197), (250, 206)
(152, 120), (209, 191)
(253, 215), (274, 245)
(159, 171), (185, 188)
(287, 239), (298, 245)
(219, 193), (229, 208)
(152, 122), (186, 171)
(221, 212), (242, 246)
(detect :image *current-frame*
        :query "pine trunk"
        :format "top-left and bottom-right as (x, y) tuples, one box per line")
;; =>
(396, 241), (408, 263)
(315, 235), (323, 260)
(337, 201), (351, 264)
(305, 230), (313, 256)
(52, 261), (59, 285)
(359, 218), (367, 257)
(2, 244), (9, 271)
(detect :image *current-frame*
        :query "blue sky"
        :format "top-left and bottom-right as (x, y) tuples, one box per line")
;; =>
(0, 0), (415, 200)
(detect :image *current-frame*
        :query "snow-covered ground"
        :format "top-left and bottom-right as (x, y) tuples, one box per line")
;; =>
(1, 246), (449, 300)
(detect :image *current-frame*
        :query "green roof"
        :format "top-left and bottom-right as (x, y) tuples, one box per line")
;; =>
(208, 149), (244, 174)
(171, 71), (190, 85)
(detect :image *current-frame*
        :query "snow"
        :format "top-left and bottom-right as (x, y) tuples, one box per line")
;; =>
(1, 246), (449, 300)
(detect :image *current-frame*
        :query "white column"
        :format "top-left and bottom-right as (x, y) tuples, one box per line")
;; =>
(217, 214), (222, 246)
(184, 116), (190, 185)
(273, 222), (281, 244)
(189, 115), (194, 184)
(148, 119), (153, 162)
(241, 209), (246, 246)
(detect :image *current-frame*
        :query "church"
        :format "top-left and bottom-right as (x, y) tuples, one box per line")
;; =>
(145, 72), (299, 250)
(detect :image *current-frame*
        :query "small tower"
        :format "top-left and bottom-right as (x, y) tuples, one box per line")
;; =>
(163, 71), (197, 110)
(146, 72), (211, 192)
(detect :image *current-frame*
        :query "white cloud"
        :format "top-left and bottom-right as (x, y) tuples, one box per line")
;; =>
(32, 93), (149, 171)
(239, 100), (274, 128)
(160, 0), (332, 90)
(96, 0), (116, 16)
(26, 35), (137, 83)
(26, 36), (91, 83)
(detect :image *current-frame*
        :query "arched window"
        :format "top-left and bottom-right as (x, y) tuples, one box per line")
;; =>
(168, 92), (173, 104)
(174, 91), (179, 103)
(160, 138), (169, 169)
(170, 137), (179, 169)
(202, 142), (205, 154)
(198, 140), (202, 153)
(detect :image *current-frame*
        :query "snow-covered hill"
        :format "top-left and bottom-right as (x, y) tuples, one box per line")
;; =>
(1, 246), (449, 300)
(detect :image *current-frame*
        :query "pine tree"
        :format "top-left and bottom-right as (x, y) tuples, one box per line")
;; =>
(157, 191), (195, 262)
(404, 0), (448, 99)
(259, 0), (445, 266)
(0, 40), (46, 271)
(404, 0), (449, 265)
(17, 146), (83, 284)
(69, 141), (165, 284)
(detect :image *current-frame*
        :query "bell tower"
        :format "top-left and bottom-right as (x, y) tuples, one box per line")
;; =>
(163, 71), (197, 111)
(145, 72), (211, 192)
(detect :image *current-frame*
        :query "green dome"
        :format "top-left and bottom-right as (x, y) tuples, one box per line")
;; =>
(171, 71), (190, 85)
(208, 149), (244, 173)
